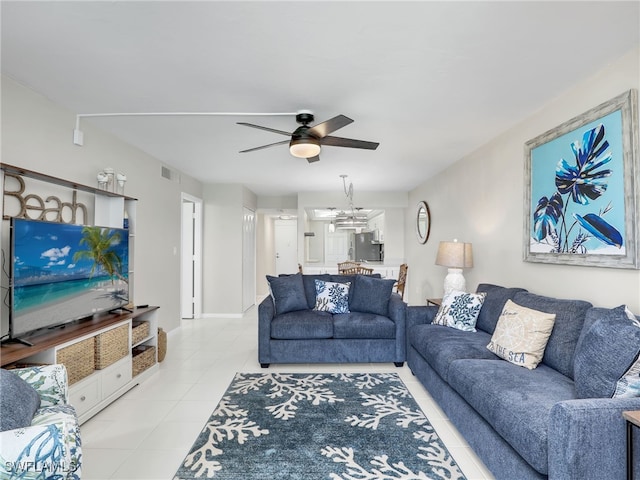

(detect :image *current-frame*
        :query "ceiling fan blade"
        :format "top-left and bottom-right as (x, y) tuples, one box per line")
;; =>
(239, 139), (290, 153)
(307, 115), (353, 138)
(237, 122), (292, 136)
(321, 135), (379, 150)
(306, 155), (321, 163)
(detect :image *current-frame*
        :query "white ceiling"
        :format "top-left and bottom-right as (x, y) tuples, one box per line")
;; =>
(2, 1), (638, 197)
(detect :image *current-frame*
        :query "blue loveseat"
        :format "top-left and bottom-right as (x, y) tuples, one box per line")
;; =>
(407, 283), (640, 480)
(259, 272), (406, 367)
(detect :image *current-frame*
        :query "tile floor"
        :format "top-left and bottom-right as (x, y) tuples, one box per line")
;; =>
(81, 307), (495, 479)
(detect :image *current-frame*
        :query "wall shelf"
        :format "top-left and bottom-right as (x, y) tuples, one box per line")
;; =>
(1, 163), (137, 201)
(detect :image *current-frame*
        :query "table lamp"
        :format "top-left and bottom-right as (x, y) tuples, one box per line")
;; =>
(435, 239), (473, 295)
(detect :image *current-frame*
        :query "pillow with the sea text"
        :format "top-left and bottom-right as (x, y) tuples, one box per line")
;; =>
(487, 300), (556, 369)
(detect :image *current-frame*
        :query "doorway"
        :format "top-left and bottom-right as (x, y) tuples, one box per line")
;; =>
(275, 219), (298, 275)
(181, 193), (202, 319)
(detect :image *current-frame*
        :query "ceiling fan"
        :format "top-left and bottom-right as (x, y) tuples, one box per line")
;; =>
(237, 111), (379, 163)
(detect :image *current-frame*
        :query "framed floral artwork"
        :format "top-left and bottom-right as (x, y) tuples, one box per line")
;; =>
(523, 89), (639, 269)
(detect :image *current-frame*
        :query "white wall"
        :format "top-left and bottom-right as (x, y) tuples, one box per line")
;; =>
(201, 184), (257, 315)
(1, 76), (203, 332)
(406, 48), (640, 312)
(381, 207), (405, 266)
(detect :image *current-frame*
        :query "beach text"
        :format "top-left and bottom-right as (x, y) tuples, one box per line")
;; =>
(3, 173), (88, 224)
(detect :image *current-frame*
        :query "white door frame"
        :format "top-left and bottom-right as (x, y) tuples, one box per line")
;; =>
(181, 193), (203, 319)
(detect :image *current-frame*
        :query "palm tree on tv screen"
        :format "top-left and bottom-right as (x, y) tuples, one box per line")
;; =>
(73, 226), (127, 283)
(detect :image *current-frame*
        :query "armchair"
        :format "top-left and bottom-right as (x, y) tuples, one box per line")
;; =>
(0, 364), (82, 480)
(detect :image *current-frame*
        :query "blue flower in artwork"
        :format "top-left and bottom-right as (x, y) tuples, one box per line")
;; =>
(532, 123), (623, 254)
(555, 124), (612, 205)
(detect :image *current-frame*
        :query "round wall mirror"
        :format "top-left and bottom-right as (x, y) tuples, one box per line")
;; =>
(416, 201), (431, 244)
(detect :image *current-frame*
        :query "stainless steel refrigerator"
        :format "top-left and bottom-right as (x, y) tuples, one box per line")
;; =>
(354, 232), (384, 262)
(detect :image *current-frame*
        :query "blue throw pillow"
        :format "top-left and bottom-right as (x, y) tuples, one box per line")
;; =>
(0, 369), (41, 431)
(475, 284), (528, 334)
(574, 305), (640, 398)
(267, 273), (308, 315)
(349, 275), (396, 316)
(512, 291), (592, 378)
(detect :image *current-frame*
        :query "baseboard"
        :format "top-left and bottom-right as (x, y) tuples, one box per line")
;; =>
(200, 313), (244, 319)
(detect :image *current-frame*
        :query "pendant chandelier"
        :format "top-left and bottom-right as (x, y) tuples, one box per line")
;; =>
(335, 175), (367, 229)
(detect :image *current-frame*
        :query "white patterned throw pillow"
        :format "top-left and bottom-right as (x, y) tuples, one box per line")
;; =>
(432, 290), (486, 332)
(487, 300), (556, 369)
(314, 280), (350, 314)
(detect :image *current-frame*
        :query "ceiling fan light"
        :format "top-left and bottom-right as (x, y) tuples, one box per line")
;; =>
(289, 138), (321, 158)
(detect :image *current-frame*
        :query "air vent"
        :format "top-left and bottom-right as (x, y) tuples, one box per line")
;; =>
(161, 166), (180, 183)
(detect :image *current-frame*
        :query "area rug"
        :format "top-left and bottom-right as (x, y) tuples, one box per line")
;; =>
(174, 372), (467, 480)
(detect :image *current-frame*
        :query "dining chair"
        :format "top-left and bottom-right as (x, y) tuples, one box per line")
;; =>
(395, 263), (408, 299)
(342, 265), (374, 275)
(337, 260), (360, 273)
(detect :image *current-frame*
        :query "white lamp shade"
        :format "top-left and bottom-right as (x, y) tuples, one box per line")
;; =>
(435, 240), (473, 268)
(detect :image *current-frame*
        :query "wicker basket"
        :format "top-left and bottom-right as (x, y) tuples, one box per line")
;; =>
(157, 328), (167, 362)
(95, 324), (129, 369)
(57, 337), (95, 385)
(131, 321), (150, 346)
(132, 345), (156, 377)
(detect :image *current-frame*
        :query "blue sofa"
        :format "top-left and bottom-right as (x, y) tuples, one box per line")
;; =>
(407, 283), (640, 480)
(259, 273), (406, 367)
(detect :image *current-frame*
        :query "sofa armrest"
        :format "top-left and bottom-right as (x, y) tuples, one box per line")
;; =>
(388, 293), (407, 362)
(388, 293), (406, 323)
(406, 306), (438, 356)
(406, 305), (438, 330)
(548, 396), (640, 479)
(12, 364), (69, 407)
(258, 296), (276, 364)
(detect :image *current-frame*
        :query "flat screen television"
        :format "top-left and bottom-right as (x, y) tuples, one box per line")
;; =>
(9, 217), (129, 341)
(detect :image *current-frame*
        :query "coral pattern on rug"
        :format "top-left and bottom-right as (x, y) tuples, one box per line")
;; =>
(174, 372), (466, 480)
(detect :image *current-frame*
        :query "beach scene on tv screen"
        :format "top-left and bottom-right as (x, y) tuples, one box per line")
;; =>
(12, 219), (129, 336)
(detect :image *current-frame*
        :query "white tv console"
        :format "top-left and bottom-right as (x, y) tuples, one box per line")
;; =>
(0, 307), (160, 424)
